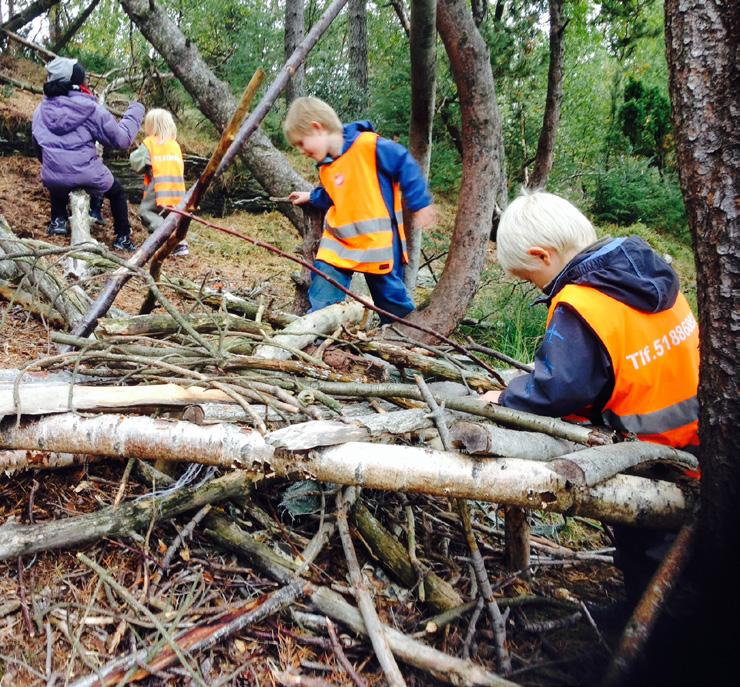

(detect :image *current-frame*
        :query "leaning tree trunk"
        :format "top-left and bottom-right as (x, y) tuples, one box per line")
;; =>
(403, 0), (437, 292)
(50, 0), (100, 54)
(406, 0), (505, 339)
(346, 0), (368, 117)
(118, 0), (310, 231)
(626, 3), (739, 685)
(527, 0), (566, 190)
(284, 0), (305, 105)
(1, 0), (58, 32)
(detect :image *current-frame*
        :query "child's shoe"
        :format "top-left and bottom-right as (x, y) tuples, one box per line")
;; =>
(171, 241), (189, 257)
(112, 234), (136, 252)
(46, 218), (70, 236)
(89, 209), (106, 225)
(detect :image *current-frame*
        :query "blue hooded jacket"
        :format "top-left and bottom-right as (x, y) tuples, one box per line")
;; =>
(308, 121), (432, 218)
(32, 90), (144, 193)
(499, 236), (682, 420)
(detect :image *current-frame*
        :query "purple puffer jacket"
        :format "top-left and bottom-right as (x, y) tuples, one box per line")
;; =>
(31, 92), (144, 193)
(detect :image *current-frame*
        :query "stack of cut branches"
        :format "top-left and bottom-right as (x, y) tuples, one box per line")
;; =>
(0, 216), (698, 685)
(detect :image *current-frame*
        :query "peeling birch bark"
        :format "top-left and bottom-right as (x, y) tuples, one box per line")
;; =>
(253, 301), (365, 360)
(0, 449), (97, 475)
(0, 414), (694, 527)
(66, 190), (99, 281)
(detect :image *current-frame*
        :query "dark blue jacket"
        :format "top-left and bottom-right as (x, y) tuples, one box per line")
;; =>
(308, 121), (432, 218)
(499, 236), (682, 420)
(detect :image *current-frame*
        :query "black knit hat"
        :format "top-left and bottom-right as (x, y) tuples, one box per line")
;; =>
(71, 62), (86, 86)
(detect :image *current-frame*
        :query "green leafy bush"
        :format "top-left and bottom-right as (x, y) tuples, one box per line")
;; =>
(592, 156), (688, 238)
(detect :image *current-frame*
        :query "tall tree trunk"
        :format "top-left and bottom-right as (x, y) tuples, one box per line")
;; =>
(626, 2), (738, 684)
(1, 0), (59, 32)
(284, 0), (305, 105)
(527, 0), (566, 190)
(347, 0), (368, 117)
(405, 0), (505, 339)
(119, 0), (311, 232)
(404, 0), (437, 292)
(51, 0), (100, 54)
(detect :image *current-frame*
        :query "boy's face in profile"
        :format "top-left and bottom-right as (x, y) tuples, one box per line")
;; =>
(511, 247), (571, 291)
(292, 121), (332, 162)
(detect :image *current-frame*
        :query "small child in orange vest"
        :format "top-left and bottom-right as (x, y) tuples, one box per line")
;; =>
(484, 189), (700, 608)
(129, 108), (189, 256)
(283, 96), (435, 321)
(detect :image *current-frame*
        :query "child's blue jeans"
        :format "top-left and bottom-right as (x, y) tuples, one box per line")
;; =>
(309, 252), (415, 323)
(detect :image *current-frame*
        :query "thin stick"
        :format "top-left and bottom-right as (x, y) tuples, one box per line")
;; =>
(113, 457), (135, 507)
(335, 487), (407, 687)
(17, 557), (35, 637)
(415, 374), (512, 675)
(161, 504), (212, 571)
(326, 618), (368, 687)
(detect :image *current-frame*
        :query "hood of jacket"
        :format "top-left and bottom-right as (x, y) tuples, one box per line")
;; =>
(37, 91), (97, 136)
(341, 120), (375, 154)
(543, 235), (680, 313)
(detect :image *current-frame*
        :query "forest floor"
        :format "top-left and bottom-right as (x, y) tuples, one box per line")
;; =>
(1, 65), (631, 687)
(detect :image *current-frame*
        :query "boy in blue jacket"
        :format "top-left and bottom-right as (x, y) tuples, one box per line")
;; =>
(486, 189), (700, 604)
(284, 97), (435, 320)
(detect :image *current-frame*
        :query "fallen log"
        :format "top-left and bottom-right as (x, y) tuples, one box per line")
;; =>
(352, 500), (463, 612)
(0, 413), (695, 527)
(0, 449), (96, 475)
(0, 470), (252, 561)
(0, 382), (236, 417)
(207, 515), (514, 687)
(451, 420), (582, 459)
(253, 300), (365, 360)
(98, 312), (270, 337)
(548, 441), (699, 486)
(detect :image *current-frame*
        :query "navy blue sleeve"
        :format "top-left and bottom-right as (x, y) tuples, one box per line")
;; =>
(499, 304), (614, 418)
(375, 137), (432, 212)
(309, 186), (333, 210)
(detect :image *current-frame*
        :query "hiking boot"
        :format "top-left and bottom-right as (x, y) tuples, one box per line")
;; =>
(46, 218), (70, 236)
(171, 241), (189, 257)
(89, 209), (106, 225)
(112, 234), (136, 252)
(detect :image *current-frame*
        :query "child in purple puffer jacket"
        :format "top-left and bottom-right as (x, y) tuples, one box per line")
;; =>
(31, 57), (144, 252)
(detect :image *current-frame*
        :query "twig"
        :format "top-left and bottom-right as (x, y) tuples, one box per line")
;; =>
(415, 374), (512, 675)
(326, 618), (367, 687)
(17, 557), (35, 637)
(336, 487), (407, 687)
(113, 457), (135, 507)
(404, 504), (425, 602)
(462, 596), (485, 659)
(161, 504), (212, 571)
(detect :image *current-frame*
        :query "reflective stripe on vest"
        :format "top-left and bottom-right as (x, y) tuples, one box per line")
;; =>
(547, 284), (700, 449)
(143, 137), (185, 208)
(317, 132), (408, 275)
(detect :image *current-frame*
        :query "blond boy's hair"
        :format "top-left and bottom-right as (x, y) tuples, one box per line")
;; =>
(283, 96), (343, 144)
(496, 190), (597, 273)
(144, 108), (177, 142)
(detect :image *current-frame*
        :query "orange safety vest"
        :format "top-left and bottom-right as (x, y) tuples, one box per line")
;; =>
(548, 284), (700, 449)
(143, 137), (185, 208)
(316, 132), (407, 274)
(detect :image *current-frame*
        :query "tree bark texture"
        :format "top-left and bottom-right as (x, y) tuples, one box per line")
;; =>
(404, 0), (438, 292)
(118, 0), (310, 231)
(347, 0), (369, 117)
(528, 0), (566, 190)
(284, 0), (306, 105)
(0, 0), (58, 32)
(408, 0), (505, 339)
(640, 3), (739, 683)
(0, 413), (695, 528)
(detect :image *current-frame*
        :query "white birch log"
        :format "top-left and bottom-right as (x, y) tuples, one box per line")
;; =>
(0, 449), (98, 475)
(253, 300), (365, 360)
(0, 414), (693, 528)
(0, 382), (236, 417)
(65, 190), (99, 281)
(183, 402), (290, 425)
(548, 442), (699, 487)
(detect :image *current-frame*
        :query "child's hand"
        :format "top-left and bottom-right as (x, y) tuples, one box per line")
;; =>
(479, 390), (502, 404)
(413, 205), (437, 230)
(288, 191), (311, 205)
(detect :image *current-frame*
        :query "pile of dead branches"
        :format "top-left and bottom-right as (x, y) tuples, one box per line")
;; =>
(0, 213), (699, 685)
